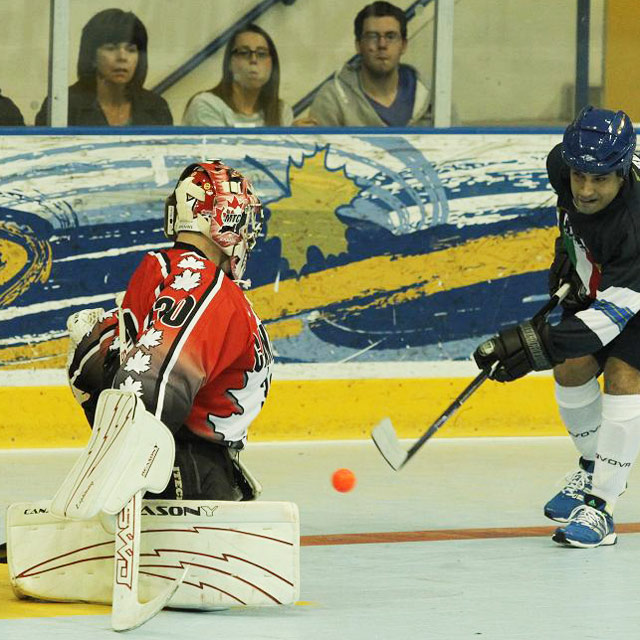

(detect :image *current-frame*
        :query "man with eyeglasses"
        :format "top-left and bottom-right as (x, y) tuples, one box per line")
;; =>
(308, 1), (431, 127)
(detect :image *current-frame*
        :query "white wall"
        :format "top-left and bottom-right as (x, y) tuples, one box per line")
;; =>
(0, 0), (603, 126)
(452, 0), (604, 124)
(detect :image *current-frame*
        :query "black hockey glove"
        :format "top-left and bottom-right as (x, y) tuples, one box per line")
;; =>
(548, 237), (591, 312)
(473, 318), (556, 382)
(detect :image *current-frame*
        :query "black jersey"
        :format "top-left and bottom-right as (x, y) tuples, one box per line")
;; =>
(546, 143), (640, 359)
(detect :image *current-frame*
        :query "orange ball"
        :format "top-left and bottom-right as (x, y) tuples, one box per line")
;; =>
(332, 468), (356, 493)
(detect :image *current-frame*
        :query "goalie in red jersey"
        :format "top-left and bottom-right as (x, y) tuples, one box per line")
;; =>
(66, 160), (273, 501)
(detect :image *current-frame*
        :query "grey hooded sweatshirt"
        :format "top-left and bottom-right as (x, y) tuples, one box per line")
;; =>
(309, 60), (432, 127)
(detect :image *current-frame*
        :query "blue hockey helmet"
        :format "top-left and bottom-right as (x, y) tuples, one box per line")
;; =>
(562, 106), (636, 175)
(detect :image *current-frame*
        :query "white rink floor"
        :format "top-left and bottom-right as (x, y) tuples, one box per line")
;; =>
(3, 437), (640, 639)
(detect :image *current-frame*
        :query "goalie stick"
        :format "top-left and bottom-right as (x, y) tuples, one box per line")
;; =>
(111, 294), (188, 631)
(371, 283), (571, 471)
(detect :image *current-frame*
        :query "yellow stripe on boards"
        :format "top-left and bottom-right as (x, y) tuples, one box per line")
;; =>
(0, 386), (90, 447)
(251, 376), (565, 439)
(0, 377), (565, 448)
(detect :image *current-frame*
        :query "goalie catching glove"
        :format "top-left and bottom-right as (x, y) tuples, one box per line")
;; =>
(473, 318), (559, 382)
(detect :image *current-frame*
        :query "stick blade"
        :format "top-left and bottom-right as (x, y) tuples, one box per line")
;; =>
(112, 566), (189, 631)
(371, 418), (407, 471)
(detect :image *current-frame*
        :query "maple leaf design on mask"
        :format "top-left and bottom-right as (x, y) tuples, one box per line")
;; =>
(124, 350), (151, 375)
(139, 327), (163, 349)
(171, 269), (201, 291)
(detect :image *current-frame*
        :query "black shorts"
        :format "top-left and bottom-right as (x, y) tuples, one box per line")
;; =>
(564, 310), (640, 372)
(150, 427), (253, 501)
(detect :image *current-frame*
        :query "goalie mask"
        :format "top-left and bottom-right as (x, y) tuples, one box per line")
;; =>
(164, 161), (263, 281)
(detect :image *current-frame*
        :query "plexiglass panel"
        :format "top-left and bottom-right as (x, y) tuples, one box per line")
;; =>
(450, 0), (605, 126)
(0, 0), (49, 126)
(2, 0), (436, 127)
(1, 0), (608, 128)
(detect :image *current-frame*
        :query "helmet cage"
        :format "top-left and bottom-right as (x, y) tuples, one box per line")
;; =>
(164, 161), (263, 280)
(562, 106), (637, 176)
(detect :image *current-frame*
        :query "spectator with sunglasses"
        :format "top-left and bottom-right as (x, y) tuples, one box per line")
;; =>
(308, 1), (431, 127)
(183, 24), (293, 127)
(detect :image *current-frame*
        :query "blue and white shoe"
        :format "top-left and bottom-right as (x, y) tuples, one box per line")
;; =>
(552, 500), (617, 548)
(544, 458), (594, 523)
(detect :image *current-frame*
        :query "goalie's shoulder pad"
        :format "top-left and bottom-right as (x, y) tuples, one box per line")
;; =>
(50, 390), (175, 520)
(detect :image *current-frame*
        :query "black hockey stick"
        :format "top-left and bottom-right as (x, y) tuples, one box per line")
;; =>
(371, 283), (570, 470)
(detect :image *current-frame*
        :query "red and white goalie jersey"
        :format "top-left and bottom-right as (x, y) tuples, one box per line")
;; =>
(68, 242), (273, 448)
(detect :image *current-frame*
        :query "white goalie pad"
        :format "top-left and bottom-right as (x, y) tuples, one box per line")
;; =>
(7, 499), (300, 610)
(50, 390), (175, 520)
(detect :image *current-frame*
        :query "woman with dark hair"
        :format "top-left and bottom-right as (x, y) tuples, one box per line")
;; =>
(0, 91), (24, 126)
(35, 8), (172, 126)
(183, 24), (292, 127)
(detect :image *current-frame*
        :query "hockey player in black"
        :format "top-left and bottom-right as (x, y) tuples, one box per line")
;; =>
(474, 106), (640, 548)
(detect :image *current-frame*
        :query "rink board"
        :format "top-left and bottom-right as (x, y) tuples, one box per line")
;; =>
(0, 130), (571, 448)
(0, 365), (565, 448)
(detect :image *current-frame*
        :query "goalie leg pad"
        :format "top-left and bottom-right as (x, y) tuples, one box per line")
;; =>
(8, 499), (300, 610)
(50, 390), (175, 520)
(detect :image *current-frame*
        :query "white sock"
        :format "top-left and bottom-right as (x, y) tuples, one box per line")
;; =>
(555, 378), (601, 462)
(591, 393), (640, 511)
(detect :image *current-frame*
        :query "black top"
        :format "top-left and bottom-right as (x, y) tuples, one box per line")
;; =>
(546, 143), (640, 359)
(35, 81), (173, 126)
(0, 93), (25, 126)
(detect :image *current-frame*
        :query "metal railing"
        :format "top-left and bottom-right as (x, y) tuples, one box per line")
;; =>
(151, 0), (298, 95)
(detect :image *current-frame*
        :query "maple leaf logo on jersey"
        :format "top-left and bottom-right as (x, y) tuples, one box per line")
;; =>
(178, 256), (206, 271)
(119, 376), (142, 396)
(124, 350), (151, 375)
(172, 269), (201, 291)
(139, 327), (163, 349)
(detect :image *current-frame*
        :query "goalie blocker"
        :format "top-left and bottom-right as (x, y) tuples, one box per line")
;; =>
(7, 498), (300, 609)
